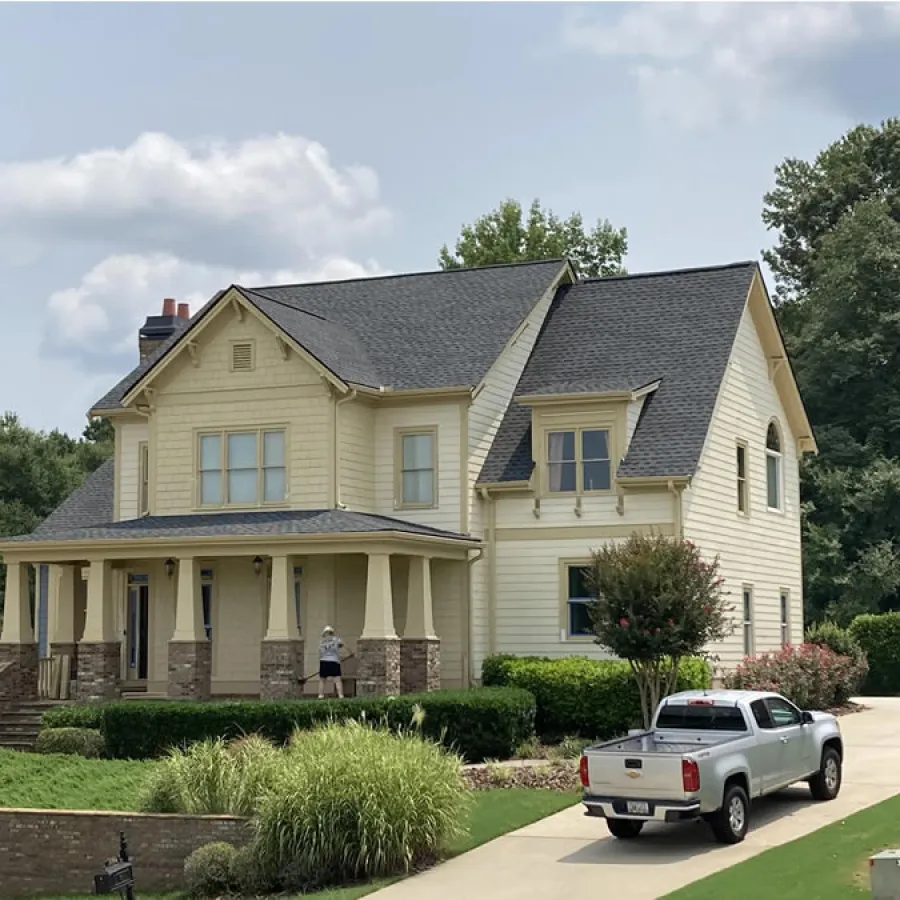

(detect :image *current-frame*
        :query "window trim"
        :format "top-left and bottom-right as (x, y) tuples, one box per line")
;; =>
(199, 564), (216, 675)
(742, 584), (754, 657)
(736, 439), (749, 517)
(559, 558), (595, 642)
(394, 426), (439, 510)
(544, 426), (614, 496)
(779, 588), (790, 646)
(138, 441), (150, 516)
(765, 419), (784, 513)
(194, 426), (289, 510)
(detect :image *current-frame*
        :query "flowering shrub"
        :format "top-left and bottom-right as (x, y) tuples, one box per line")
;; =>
(724, 643), (868, 710)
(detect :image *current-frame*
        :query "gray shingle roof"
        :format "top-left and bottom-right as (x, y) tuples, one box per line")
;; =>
(33, 460), (115, 536)
(91, 260), (566, 410)
(10, 507), (477, 544)
(478, 261), (758, 484)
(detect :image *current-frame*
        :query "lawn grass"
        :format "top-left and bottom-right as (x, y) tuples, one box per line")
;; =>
(0, 747), (578, 899)
(664, 792), (900, 900)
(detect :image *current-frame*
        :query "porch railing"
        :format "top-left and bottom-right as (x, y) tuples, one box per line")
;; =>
(38, 655), (72, 701)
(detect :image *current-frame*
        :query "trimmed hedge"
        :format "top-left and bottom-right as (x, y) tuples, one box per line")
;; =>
(92, 687), (534, 763)
(42, 705), (103, 730)
(849, 613), (900, 694)
(482, 654), (711, 741)
(34, 727), (106, 758)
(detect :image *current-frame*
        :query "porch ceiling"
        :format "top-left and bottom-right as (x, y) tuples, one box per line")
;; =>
(0, 508), (480, 561)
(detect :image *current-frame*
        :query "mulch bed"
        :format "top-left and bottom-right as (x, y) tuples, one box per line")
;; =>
(828, 700), (867, 717)
(463, 760), (579, 792)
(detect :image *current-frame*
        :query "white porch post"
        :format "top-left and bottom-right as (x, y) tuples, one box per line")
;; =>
(77, 559), (121, 703)
(261, 555), (303, 699)
(48, 565), (77, 649)
(357, 553), (400, 696)
(0, 560), (38, 702)
(168, 556), (211, 700)
(0, 561), (33, 644)
(402, 556), (441, 693)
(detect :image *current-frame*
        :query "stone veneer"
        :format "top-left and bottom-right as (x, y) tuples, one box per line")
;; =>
(259, 639), (304, 700)
(76, 642), (121, 703)
(0, 808), (250, 894)
(0, 643), (38, 703)
(356, 637), (401, 696)
(168, 641), (212, 700)
(400, 638), (441, 694)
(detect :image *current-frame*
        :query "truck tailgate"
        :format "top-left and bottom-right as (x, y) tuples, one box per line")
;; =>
(585, 749), (687, 801)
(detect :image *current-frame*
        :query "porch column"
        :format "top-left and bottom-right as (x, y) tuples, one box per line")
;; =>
(401, 556), (441, 694)
(77, 559), (121, 703)
(357, 553), (400, 696)
(260, 555), (303, 700)
(168, 557), (211, 700)
(0, 561), (38, 702)
(49, 565), (78, 699)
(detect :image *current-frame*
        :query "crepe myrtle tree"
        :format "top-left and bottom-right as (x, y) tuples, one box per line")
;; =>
(587, 532), (732, 728)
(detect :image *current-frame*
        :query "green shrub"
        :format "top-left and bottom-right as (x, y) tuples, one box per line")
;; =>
(849, 613), (900, 694)
(481, 655), (710, 741)
(724, 644), (868, 708)
(806, 620), (865, 660)
(250, 721), (470, 892)
(34, 727), (105, 758)
(183, 842), (237, 898)
(139, 734), (282, 815)
(101, 687), (535, 762)
(42, 705), (103, 730)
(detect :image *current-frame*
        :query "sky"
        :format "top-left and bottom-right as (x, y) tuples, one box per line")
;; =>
(1, 1), (899, 437)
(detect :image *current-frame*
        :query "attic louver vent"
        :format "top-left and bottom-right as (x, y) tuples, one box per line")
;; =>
(232, 342), (254, 371)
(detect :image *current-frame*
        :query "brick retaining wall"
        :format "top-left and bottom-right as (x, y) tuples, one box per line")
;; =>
(0, 808), (251, 894)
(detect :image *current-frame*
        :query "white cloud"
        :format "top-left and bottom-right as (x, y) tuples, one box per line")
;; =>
(43, 252), (389, 371)
(562, 2), (891, 128)
(0, 131), (390, 267)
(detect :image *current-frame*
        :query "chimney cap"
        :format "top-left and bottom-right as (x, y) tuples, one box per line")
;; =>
(162, 298), (176, 317)
(177, 302), (190, 320)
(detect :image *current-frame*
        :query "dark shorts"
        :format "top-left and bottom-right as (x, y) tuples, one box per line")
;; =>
(319, 660), (342, 679)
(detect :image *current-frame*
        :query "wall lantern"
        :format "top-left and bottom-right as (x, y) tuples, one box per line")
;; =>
(253, 556), (264, 576)
(164, 558), (176, 579)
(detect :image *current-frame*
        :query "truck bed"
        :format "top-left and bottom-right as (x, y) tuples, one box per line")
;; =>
(590, 731), (745, 756)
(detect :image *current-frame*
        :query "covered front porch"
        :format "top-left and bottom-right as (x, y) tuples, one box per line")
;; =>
(0, 512), (480, 704)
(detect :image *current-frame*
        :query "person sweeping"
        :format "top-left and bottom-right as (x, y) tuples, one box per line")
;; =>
(318, 625), (345, 699)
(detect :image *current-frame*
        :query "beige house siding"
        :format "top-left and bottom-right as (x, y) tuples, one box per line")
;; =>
(625, 396), (646, 447)
(374, 402), (462, 532)
(116, 420), (149, 521)
(494, 490), (674, 530)
(148, 310), (332, 514)
(339, 400), (376, 511)
(682, 303), (804, 672)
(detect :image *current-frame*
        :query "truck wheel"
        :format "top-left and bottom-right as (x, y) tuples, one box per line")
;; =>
(709, 783), (749, 844)
(606, 818), (644, 839)
(809, 747), (842, 801)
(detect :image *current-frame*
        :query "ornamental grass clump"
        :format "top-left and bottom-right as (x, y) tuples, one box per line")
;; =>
(250, 720), (471, 892)
(139, 733), (281, 816)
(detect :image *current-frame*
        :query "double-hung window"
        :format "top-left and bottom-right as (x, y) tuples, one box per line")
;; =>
(780, 589), (790, 646)
(742, 586), (754, 656)
(547, 428), (611, 493)
(397, 429), (437, 507)
(565, 564), (594, 639)
(736, 441), (748, 514)
(198, 429), (286, 506)
(766, 422), (783, 511)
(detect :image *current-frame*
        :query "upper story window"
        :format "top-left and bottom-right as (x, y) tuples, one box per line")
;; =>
(547, 428), (611, 493)
(766, 421), (782, 511)
(198, 428), (286, 507)
(138, 441), (150, 516)
(397, 428), (437, 508)
(736, 441), (748, 515)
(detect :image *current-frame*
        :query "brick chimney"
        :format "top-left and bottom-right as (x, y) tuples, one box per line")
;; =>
(138, 298), (181, 361)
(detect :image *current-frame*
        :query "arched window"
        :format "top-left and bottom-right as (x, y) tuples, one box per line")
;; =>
(765, 421), (782, 510)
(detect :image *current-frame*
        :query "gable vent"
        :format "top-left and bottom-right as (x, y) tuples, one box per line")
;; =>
(231, 341), (255, 371)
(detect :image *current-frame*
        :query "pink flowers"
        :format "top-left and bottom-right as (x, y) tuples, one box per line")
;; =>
(619, 617), (629, 628)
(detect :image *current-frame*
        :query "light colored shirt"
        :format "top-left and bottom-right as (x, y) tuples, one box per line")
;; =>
(319, 635), (342, 663)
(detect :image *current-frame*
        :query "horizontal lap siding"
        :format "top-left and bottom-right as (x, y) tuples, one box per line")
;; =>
(682, 305), (803, 672)
(339, 400), (376, 512)
(117, 420), (148, 520)
(495, 490), (674, 529)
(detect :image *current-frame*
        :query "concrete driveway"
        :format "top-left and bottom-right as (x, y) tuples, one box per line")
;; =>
(371, 697), (900, 900)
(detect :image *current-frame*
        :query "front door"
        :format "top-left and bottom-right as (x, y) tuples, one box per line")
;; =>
(126, 574), (150, 683)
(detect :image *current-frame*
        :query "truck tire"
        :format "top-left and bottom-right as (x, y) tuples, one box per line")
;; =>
(709, 783), (749, 844)
(809, 746), (842, 801)
(606, 818), (644, 839)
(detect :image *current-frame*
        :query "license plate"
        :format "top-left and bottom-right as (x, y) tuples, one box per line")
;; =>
(626, 801), (650, 815)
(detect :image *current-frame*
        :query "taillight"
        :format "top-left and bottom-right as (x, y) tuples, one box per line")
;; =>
(579, 755), (590, 787)
(682, 759), (700, 793)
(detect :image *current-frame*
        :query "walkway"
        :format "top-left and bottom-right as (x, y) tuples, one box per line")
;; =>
(372, 697), (900, 900)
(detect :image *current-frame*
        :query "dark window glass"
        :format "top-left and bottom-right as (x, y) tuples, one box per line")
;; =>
(655, 704), (748, 732)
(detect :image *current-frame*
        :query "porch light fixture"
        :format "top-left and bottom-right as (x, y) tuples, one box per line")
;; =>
(164, 558), (176, 579)
(253, 556), (264, 576)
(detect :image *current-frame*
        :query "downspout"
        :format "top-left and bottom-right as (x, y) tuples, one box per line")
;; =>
(333, 388), (357, 510)
(479, 486), (497, 658)
(465, 545), (484, 688)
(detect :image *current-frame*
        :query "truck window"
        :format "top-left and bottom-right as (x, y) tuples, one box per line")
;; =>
(750, 699), (774, 729)
(765, 697), (802, 728)
(655, 703), (748, 731)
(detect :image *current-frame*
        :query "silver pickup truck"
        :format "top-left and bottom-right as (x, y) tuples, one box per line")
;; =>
(579, 689), (843, 845)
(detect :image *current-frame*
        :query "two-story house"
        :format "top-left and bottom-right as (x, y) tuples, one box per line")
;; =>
(0, 258), (816, 704)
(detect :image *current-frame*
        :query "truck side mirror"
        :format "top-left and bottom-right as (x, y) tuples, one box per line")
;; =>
(801, 710), (814, 725)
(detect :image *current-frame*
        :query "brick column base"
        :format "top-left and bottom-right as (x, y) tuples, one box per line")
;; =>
(0, 643), (39, 703)
(260, 640), (304, 700)
(356, 638), (401, 696)
(400, 638), (441, 694)
(168, 641), (212, 700)
(76, 643), (122, 703)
